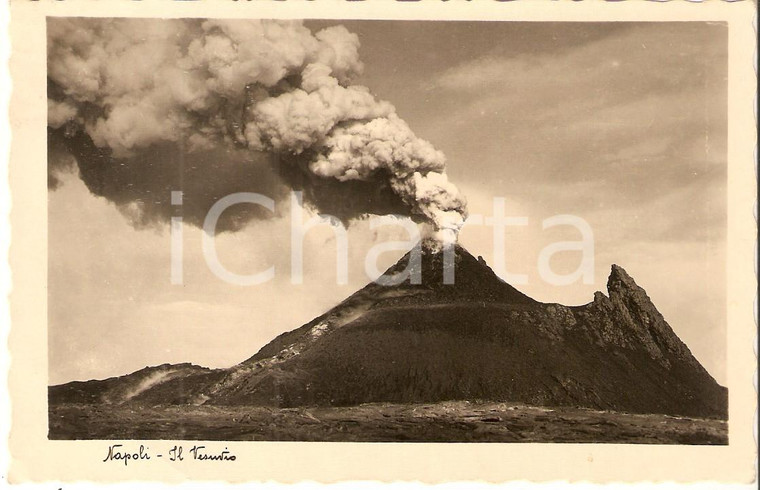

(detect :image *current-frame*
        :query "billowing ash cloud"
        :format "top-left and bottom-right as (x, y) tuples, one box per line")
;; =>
(47, 18), (467, 240)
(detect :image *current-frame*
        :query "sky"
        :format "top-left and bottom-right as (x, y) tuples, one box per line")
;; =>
(48, 21), (728, 385)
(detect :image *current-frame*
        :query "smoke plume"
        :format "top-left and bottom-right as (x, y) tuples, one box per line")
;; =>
(47, 18), (467, 242)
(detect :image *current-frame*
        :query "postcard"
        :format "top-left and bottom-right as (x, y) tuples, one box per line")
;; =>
(5, 0), (757, 484)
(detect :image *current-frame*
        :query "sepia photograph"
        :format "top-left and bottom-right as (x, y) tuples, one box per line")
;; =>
(46, 17), (729, 444)
(5, 0), (757, 485)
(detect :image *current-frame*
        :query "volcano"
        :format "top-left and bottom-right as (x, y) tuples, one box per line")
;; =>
(50, 245), (727, 421)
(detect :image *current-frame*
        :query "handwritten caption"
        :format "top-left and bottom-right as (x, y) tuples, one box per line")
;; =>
(103, 444), (237, 466)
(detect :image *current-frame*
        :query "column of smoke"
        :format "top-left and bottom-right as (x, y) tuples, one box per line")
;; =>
(47, 18), (467, 247)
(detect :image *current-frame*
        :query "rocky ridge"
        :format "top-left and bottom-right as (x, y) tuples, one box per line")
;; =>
(49, 245), (727, 419)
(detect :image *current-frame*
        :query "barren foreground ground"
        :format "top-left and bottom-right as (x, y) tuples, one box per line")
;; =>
(49, 401), (727, 444)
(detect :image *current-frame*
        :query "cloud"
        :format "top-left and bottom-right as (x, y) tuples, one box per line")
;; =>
(421, 22), (727, 245)
(48, 18), (467, 240)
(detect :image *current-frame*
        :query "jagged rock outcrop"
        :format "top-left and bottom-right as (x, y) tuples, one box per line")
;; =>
(49, 246), (727, 419)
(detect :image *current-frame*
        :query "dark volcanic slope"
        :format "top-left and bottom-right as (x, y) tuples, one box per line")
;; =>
(49, 363), (224, 405)
(50, 246), (727, 419)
